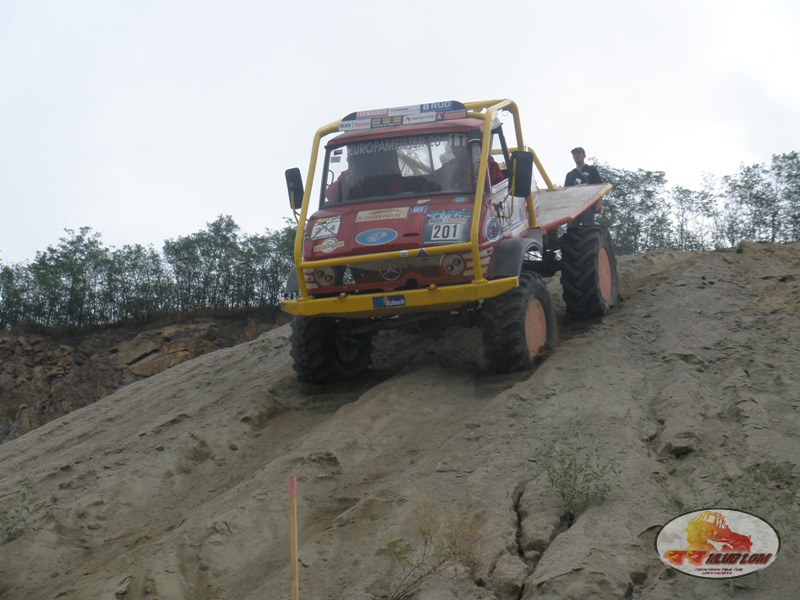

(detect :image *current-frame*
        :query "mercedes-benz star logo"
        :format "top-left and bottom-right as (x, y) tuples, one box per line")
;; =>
(379, 259), (402, 281)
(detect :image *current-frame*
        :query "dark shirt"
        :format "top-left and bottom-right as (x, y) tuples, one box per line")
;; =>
(565, 165), (602, 186)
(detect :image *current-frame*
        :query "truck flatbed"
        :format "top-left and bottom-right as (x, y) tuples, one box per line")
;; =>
(535, 183), (611, 231)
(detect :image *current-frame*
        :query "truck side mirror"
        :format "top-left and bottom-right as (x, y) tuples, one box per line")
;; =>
(509, 151), (534, 198)
(285, 168), (305, 210)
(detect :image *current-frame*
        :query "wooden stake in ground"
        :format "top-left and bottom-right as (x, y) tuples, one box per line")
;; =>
(289, 475), (299, 600)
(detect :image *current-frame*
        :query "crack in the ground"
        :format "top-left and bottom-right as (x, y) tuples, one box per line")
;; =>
(508, 482), (575, 600)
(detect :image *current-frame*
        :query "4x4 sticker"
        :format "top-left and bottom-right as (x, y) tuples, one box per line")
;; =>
(355, 228), (398, 246)
(310, 216), (341, 240)
(655, 508), (780, 579)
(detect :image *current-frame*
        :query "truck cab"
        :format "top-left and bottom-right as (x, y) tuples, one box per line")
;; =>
(302, 114), (526, 296)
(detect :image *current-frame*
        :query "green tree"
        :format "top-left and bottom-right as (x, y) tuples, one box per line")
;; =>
(596, 164), (673, 254)
(770, 151), (800, 242)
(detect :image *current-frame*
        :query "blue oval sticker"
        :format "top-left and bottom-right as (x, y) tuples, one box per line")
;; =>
(355, 228), (398, 246)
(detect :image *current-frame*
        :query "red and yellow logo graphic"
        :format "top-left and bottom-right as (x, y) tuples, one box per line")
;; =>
(655, 509), (780, 578)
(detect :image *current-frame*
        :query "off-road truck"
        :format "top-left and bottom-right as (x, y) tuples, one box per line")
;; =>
(282, 99), (617, 383)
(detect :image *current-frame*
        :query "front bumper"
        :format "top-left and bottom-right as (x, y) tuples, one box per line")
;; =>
(281, 276), (519, 318)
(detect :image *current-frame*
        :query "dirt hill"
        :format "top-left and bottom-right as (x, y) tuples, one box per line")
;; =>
(0, 242), (798, 600)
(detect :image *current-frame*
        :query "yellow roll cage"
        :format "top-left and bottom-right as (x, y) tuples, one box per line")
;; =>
(283, 99), (554, 317)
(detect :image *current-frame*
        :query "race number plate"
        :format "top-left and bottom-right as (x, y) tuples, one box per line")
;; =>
(429, 223), (463, 242)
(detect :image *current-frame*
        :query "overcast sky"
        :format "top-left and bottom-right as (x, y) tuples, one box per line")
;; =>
(1, 0), (799, 263)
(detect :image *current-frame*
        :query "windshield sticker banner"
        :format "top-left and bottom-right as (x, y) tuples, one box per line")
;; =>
(340, 101), (467, 131)
(310, 216), (341, 240)
(348, 134), (467, 156)
(355, 207), (409, 222)
(655, 508), (780, 579)
(424, 210), (470, 244)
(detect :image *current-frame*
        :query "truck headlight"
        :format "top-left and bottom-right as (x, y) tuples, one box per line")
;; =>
(313, 267), (336, 286)
(442, 254), (465, 275)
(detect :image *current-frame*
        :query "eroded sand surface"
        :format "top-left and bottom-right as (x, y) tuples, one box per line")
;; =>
(1, 242), (798, 599)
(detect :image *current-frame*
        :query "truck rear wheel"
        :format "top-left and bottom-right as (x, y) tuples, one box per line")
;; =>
(480, 273), (557, 374)
(290, 317), (373, 383)
(559, 225), (618, 319)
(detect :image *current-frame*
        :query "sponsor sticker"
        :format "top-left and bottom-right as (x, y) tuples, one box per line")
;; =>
(402, 113), (436, 125)
(411, 205), (427, 214)
(485, 217), (501, 242)
(655, 509), (780, 579)
(313, 237), (345, 254)
(310, 216), (341, 240)
(355, 108), (388, 118)
(339, 119), (372, 131)
(421, 101), (458, 112)
(424, 210), (470, 244)
(453, 197), (468, 203)
(373, 294), (406, 309)
(417, 198), (431, 204)
(355, 207), (409, 222)
(427, 209), (469, 224)
(370, 116), (404, 128)
(355, 228), (398, 246)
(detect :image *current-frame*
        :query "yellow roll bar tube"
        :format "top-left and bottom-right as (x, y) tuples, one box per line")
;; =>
(289, 99), (551, 303)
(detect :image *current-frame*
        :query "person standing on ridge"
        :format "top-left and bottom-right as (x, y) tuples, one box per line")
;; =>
(565, 146), (603, 227)
(565, 146), (602, 186)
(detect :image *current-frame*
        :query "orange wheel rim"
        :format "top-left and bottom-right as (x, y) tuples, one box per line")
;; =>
(524, 300), (547, 357)
(598, 247), (612, 301)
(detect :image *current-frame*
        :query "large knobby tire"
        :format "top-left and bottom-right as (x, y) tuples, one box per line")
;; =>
(559, 225), (618, 319)
(480, 273), (558, 374)
(290, 317), (373, 383)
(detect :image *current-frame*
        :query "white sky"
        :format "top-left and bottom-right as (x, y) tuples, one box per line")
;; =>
(1, 0), (799, 263)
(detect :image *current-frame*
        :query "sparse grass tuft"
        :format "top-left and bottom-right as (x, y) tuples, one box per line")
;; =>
(543, 432), (620, 517)
(0, 490), (31, 544)
(380, 504), (485, 600)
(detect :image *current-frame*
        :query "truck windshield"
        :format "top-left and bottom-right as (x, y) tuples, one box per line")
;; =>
(322, 132), (476, 204)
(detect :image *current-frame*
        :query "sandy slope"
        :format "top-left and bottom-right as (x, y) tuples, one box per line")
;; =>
(0, 242), (798, 600)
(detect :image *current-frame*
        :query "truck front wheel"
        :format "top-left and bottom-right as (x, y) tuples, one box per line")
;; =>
(559, 225), (618, 319)
(290, 317), (373, 383)
(480, 273), (557, 374)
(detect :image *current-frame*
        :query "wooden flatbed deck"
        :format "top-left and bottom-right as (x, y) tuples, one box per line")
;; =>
(535, 183), (611, 231)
